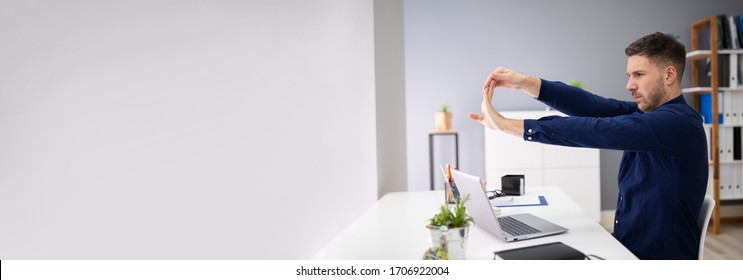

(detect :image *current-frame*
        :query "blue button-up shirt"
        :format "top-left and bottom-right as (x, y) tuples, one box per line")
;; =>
(523, 79), (708, 260)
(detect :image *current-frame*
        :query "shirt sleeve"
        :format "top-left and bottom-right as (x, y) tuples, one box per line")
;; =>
(523, 105), (694, 155)
(538, 79), (638, 117)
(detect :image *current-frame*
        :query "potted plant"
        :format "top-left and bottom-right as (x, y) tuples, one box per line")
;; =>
(568, 80), (585, 89)
(423, 194), (472, 260)
(435, 104), (452, 131)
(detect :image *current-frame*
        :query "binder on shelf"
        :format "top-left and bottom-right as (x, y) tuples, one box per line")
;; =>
(718, 15), (727, 49)
(729, 126), (735, 162)
(728, 15), (740, 49)
(718, 166), (724, 200)
(721, 91), (726, 124)
(724, 90), (733, 124)
(699, 93), (723, 124)
(720, 54), (730, 87)
(728, 165), (734, 199)
(734, 165), (740, 199)
(719, 126), (725, 161)
(728, 165), (733, 199)
(724, 126), (730, 161)
(734, 126), (741, 160)
(698, 94), (708, 124)
(730, 52), (740, 88)
(731, 164), (736, 198)
(727, 165), (736, 199)
(722, 165), (731, 200)
(726, 166), (733, 199)
(728, 170), (735, 199)
(735, 166), (742, 199)
(732, 93), (738, 124)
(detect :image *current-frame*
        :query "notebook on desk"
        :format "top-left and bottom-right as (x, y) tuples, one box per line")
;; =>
(450, 170), (568, 242)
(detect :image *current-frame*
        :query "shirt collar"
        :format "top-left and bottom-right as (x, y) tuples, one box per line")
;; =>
(641, 94), (686, 113)
(664, 94), (686, 105)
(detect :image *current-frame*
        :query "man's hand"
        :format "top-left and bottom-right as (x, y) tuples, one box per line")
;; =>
(483, 67), (541, 98)
(469, 68), (527, 137)
(468, 82), (501, 130)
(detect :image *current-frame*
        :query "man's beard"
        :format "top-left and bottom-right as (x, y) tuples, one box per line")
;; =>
(640, 78), (666, 112)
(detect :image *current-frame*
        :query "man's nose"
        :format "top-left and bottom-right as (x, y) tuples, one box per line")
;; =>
(626, 79), (636, 92)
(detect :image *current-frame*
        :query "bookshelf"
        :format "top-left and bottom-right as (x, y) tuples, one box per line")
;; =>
(686, 16), (743, 235)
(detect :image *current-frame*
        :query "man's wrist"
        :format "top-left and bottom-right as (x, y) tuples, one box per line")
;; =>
(523, 76), (541, 98)
(496, 117), (525, 138)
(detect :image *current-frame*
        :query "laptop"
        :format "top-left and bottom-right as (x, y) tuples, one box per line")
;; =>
(450, 169), (568, 242)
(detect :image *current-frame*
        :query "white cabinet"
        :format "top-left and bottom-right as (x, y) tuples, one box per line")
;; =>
(484, 110), (601, 221)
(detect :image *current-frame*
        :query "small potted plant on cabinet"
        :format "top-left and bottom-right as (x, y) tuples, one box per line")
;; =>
(435, 103), (452, 131)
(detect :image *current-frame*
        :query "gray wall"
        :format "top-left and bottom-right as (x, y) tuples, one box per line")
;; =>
(375, 0), (408, 197)
(404, 0), (743, 209)
(0, 0), (377, 259)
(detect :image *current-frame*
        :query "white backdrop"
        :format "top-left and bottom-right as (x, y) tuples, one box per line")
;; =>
(0, 0), (377, 259)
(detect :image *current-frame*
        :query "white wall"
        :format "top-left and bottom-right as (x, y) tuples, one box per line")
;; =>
(0, 0), (377, 259)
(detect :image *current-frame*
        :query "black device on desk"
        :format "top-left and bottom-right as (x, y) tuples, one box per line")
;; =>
(487, 189), (506, 199)
(493, 242), (585, 260)
(501, 174), (525, 196)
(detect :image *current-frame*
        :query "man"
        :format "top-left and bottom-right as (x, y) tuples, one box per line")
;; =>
(469, 32), (708, 260)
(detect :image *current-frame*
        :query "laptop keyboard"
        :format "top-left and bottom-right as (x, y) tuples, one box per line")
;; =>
(498, 216), (542, 236)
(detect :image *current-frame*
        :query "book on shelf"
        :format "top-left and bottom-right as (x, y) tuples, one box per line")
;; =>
(717, 14), (743, 50)
(720, 53), (730, 87)
(727, 15), (740, 49)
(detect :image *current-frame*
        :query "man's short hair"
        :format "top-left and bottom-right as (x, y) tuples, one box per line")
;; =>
(625, 32), (686, 82)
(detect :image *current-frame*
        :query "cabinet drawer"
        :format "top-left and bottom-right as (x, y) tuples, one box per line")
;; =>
(485, 128), (543, 170)
(544, 167), (601, 221)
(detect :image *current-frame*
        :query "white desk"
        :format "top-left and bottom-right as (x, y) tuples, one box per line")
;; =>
(313, 187), (637, 260)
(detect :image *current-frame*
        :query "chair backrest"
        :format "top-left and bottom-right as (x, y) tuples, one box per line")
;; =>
(697, 196), (715, 260)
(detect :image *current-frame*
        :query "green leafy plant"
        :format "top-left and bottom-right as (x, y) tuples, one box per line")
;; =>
(429, 194), (473, 228)
(441, 104), (448, 113)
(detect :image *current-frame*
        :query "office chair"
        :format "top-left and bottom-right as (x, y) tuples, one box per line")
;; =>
(697, 196), (715, 260)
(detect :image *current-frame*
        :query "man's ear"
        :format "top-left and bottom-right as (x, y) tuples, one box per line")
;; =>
(665, 65), (677, 85)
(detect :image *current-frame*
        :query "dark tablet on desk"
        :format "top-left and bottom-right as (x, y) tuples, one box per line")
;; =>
(493, 242), (585, 260)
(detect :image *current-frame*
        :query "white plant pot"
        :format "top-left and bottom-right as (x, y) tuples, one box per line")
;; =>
(426, 224), (470, 260)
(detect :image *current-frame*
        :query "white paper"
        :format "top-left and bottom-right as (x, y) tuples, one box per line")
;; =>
(490, 195), (542, 207)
